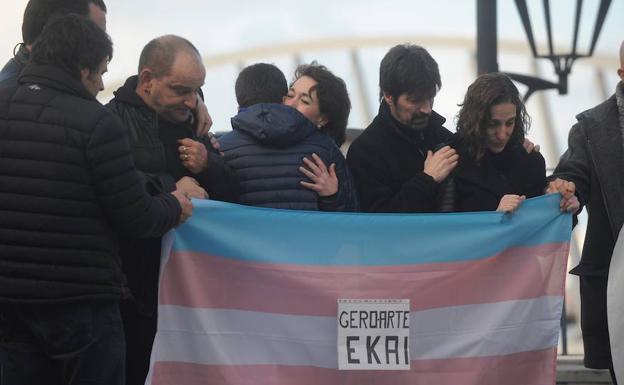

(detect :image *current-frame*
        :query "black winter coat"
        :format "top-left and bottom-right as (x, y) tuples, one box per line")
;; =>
(451, 137), (546, 212)
(0, 65), (181, 303)
(347, 101), (453, 213)
(106, 76), (239, 200)
(220, 103), (358, 211)
(552, 92), (624, 369)
(106, 76), (239, 316)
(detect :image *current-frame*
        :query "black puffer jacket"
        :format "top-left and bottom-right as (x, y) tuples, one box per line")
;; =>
(0, 65), (181, 303)
(220, 103), (358, 211)
(347, 101), (453, 213)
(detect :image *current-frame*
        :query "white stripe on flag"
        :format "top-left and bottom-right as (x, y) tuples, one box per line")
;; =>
(152, 296), (562, 367)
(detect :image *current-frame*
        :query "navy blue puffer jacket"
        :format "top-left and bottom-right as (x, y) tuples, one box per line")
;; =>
(220, 104), (358, 211)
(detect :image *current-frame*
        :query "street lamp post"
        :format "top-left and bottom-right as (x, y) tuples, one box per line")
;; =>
(477, 0), (613, 101)
(475, 0), (613, 356)
(477, 0), (499, 75)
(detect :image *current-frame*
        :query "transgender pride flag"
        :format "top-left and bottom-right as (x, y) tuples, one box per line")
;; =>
(146, 194), (571, 385)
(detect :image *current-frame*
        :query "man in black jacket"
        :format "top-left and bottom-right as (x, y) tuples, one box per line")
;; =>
(0, 0), (107, 89)
(347, 44), (458, 213)
(106, 34), (239, 385)
(0, 15), (191, 385)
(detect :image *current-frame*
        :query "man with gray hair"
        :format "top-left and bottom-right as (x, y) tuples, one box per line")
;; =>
(106, 34), (239, 385)
(548, 40), (624, 384)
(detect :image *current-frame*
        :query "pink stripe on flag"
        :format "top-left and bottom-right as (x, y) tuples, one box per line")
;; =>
(150, 348), (555, 385)
(159, 243), (568, 316)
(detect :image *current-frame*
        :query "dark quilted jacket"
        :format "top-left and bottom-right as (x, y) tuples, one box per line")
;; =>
(0, 65), (181, 303)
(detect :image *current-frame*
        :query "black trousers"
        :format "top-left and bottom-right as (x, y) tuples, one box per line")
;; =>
(0, 301), (125, 385)
(120, 300), (158, 385)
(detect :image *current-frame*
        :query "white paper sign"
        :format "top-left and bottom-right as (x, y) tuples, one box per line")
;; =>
(337, 299), (410, 370)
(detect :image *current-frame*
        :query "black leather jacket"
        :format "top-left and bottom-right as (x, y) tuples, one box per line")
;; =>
(0, 65), (181, 303)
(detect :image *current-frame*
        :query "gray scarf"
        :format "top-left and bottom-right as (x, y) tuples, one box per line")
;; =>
(616, 81), (624, 151)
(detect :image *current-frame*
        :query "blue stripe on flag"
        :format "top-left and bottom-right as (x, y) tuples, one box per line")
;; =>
(173, 194), (571, 266)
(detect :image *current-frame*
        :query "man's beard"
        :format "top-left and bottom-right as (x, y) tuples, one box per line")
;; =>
(407, 112), (430, 131)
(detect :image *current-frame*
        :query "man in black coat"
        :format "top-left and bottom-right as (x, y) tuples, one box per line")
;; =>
(347, 44), (458, 213)
(0, 0), (107, 89)
(549, 40), (624, 384)
(106, 35), (239, 385)
(0, 15), (191, 385)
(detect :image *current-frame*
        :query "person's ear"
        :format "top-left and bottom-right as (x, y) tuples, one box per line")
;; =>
(617, 67), (624, 82)
(80, 68), (90, 83)
(139, 69), (155, 94)
(317, 115), (328, 129)
(382, 92), (394, 107)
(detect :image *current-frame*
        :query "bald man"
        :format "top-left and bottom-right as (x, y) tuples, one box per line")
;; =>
(106, 34), (239, 385)
(548, 41), (624, 384)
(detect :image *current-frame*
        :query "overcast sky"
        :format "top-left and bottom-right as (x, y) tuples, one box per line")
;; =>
(2, 0), (621, 78)
(1, 0), (622, 166)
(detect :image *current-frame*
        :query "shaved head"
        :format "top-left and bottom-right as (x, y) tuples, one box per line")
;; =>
(138, 35), (201, 78)
(136, 35), (205, 123)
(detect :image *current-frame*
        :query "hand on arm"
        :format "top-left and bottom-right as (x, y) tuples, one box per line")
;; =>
(192, 95), (222, 153)
(178, 138), (209, 174)
(206, 131), (222, 154)
(194, 96), (213, 137)
(299, 153), (338, 197)
(523, 138), (540, 153)
(423, 146), (458, 182)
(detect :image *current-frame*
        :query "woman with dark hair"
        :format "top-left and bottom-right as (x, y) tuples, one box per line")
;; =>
(450, 72), (568, 213)
(280, 62), (357, 207)
(285, 62), (351, 147)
